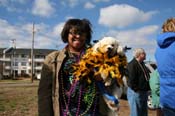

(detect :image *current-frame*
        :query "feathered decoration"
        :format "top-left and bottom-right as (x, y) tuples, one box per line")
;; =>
(72, 48), (127, 85)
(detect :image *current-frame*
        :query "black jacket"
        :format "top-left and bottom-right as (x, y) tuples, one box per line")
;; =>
(127, 58), (150, 92)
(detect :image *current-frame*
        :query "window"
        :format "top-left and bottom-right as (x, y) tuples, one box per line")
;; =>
(21, 62), (27, 66)
(21, 54), (28, 58)
(35, 55), (45, 59)
(14, 62), (18, 66)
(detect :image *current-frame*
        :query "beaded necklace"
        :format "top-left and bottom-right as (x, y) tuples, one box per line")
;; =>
(60, 70), (97, 116)
(60, 50), (97, 116)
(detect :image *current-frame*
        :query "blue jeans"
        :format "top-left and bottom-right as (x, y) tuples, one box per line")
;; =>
(162, 106), (175, 116)
(127, 87), (148, 116)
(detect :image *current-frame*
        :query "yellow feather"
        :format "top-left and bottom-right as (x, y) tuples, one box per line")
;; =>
(72, 47), (128, 84)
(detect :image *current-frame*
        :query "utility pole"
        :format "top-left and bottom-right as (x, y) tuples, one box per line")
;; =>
(31, 23), (35, 83)
(11, 39), (16, 80)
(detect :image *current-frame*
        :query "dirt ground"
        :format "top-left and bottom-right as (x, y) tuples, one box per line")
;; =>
(0, 80), (38, 116)
(119, 99), (156, 116)
(0, 79), (156, 116)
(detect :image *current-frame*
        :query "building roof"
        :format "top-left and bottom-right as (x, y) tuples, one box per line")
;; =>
(0, 48), (56, 55)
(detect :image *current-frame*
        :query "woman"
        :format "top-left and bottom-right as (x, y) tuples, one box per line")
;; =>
(155, 17), (175, 116)
(38, 18), (118, 116)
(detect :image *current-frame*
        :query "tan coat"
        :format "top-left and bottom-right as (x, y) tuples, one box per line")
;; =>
(38, 48), (66, 116)
(38, 48), (115, 116)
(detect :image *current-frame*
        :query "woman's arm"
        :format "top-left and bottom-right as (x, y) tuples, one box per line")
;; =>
(38, 60), (54, 116)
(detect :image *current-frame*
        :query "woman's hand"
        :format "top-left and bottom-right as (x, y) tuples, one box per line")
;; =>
(106, 100), (120, 112)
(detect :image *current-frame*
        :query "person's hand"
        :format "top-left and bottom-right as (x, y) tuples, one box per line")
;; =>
(106, 100), (120, 112)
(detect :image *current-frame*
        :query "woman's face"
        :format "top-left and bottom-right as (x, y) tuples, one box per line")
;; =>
(68, 28), (87, 52)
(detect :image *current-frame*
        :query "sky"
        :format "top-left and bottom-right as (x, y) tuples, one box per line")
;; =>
(0, 0), (175, 62)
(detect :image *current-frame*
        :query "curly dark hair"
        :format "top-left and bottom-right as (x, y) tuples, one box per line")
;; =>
(61, 18), (92, 44)
(162, 17), (175, 32)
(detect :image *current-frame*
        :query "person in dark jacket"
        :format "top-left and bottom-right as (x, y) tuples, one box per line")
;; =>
(127, 48), (150, 116)
(155, 17), (175, 116)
